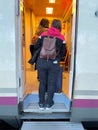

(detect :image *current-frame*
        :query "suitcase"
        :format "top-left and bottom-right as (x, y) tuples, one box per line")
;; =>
(55, 67), (63, 93)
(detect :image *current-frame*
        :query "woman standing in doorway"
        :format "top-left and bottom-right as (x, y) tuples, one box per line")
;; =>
(30, 18), (49, 80)
(34, 19), (66, 110)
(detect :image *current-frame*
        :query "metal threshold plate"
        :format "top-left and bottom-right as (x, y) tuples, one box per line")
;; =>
(23, 102), (69, 113)
(21, 121), (84, 130)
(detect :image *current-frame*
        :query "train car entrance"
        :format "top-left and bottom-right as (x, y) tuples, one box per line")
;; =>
(1, 0), (98, 128)
(19, 0), (77, 117)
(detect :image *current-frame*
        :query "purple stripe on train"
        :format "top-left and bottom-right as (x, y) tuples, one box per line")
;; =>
(0, 97), (18, 105)
(73, 99), (98, 108)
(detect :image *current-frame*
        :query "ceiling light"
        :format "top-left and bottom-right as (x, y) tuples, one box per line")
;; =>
(46, 7), (53, 14)
(49, 0), (55, 3)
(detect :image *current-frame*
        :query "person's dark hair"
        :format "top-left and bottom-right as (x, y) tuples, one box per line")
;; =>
(51, 19), (62, 31)
(39, 18), (49, 28)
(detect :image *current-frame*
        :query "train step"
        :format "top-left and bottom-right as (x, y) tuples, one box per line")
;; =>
(23, 93), (70, 113)
(21, 121), (84, 130)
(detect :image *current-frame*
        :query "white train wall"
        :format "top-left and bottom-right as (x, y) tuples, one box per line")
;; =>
(0, 0), (22, 127)
(71, 0), (98, 121)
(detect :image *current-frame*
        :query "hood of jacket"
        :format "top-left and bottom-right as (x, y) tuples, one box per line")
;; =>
(41, 27), (65, 41)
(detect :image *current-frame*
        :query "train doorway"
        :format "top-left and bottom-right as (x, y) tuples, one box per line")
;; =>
(20, 0), (77, 115)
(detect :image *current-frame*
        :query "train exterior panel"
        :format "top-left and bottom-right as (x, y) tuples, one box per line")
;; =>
(71, 0), (98, 121)
(0, 0), (21, 127)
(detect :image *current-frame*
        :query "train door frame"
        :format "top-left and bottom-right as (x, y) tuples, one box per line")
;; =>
(17, 0), (26, 100)
(20, 0), (77, 112)
(62, 0), (77, 100)
(69, 0), (77, 99)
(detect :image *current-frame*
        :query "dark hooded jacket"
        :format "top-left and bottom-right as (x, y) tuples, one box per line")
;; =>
(34, 27), (66, 61)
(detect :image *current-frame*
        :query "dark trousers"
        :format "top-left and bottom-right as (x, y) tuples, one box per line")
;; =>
(37, 58), (59, 105)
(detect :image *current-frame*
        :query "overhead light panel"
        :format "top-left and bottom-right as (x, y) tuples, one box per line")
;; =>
(49, 0), (55, 3)
(46, 7), (53, 14)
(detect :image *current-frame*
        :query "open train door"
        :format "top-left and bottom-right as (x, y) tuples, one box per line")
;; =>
(16, 0), (26, 100)
(21, 0), (77, 117)
(19, 0), (26, 99)
(68, 0), (77, 99)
